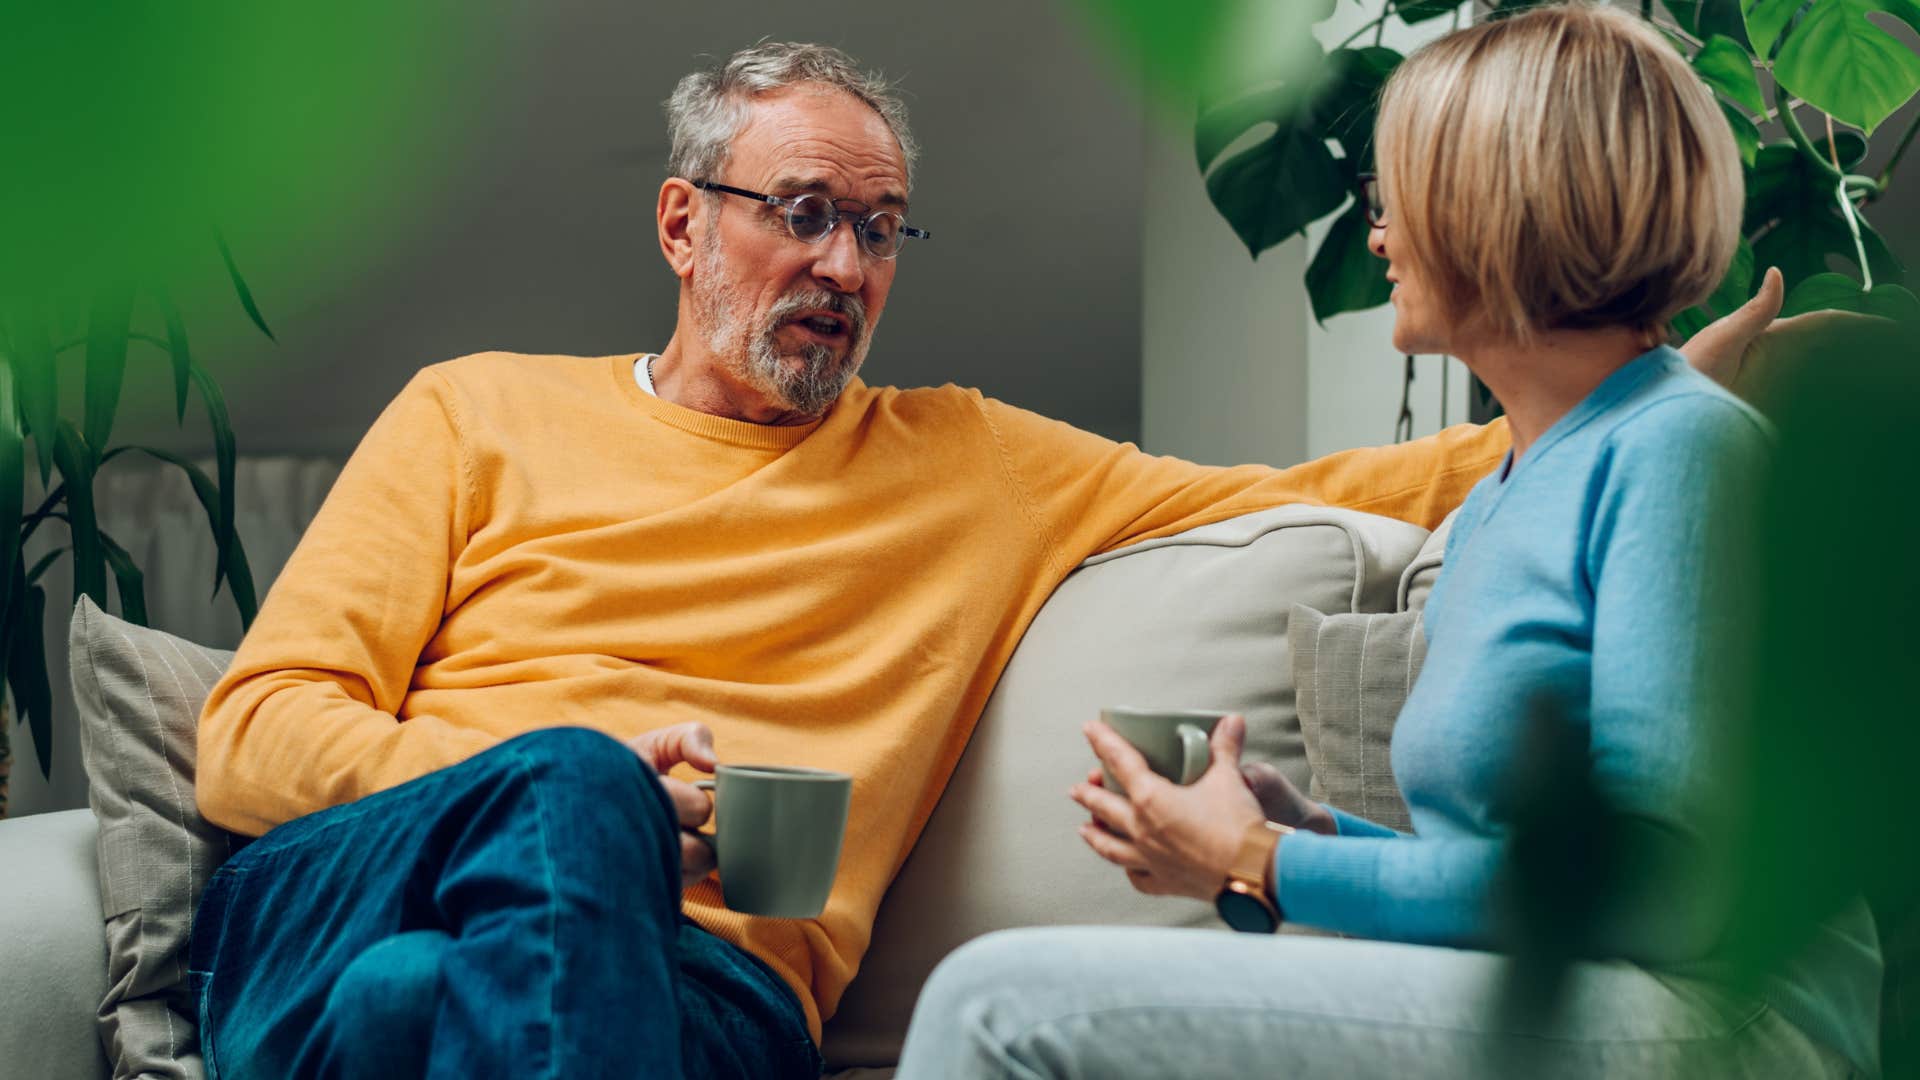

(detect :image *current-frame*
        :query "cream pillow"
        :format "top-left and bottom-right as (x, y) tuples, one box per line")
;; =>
(69, 597), (239, 1080)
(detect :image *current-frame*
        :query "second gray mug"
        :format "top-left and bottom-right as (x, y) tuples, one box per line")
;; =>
(1099, 707), (1227, 795)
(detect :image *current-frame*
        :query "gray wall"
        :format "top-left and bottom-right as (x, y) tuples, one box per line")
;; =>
(116, 0), (1149, 460)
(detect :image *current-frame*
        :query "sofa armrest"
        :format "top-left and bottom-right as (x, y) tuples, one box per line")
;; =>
(0, 808), (111, 1080)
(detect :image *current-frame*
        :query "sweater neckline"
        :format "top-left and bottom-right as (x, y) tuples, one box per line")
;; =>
(609, 353), (828, 450)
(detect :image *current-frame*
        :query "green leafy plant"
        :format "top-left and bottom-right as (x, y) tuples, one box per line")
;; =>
(0, 271), (263, 817)
(1194, 0), (1920, 330)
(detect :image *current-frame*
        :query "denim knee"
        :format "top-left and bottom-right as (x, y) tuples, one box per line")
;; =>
(321, 930), (451, 1068)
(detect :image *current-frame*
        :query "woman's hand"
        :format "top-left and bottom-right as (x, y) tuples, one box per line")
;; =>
(1070, 714), (1267, 901)
(1239, 761), (1337, 835)
(624, 722), (719, 888)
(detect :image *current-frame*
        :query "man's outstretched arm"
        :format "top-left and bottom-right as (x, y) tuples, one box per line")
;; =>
(976, 292), (1787, 568)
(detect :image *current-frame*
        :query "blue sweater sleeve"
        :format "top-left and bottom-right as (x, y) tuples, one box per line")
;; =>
(1275, 391), (1768, 958)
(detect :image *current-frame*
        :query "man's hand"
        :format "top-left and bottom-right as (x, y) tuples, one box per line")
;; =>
(624, 722), (718, 888)
(1678, 266), (1886, 406)
(1069, 714), (1267, 901)
(1679, 266), (1783, 390)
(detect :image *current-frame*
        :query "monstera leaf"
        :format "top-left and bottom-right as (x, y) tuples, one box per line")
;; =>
(1780, 271), (1920, 317)
(1198, 44), (1401, 320)
(1771, 0), (1920, 135)
(1197, 45), (1351, 259)
(1694, 34), (1767, 113)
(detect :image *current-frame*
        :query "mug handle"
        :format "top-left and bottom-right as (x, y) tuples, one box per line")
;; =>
(692, 778), (718, 854)
(1175, 723), (1211, 785)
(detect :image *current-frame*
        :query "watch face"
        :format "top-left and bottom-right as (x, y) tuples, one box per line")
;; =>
(1216, 888), (1277, 934)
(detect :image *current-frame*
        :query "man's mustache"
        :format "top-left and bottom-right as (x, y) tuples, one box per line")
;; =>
(767, 289), (868, 344)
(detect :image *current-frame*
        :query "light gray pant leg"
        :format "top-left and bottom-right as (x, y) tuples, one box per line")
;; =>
(896, 927), (1851, 1080)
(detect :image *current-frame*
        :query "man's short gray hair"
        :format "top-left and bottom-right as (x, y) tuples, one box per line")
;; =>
(665, 42), (919, 190)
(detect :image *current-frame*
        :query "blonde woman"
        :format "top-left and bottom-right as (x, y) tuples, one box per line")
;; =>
(895, 6), (1879, 1077)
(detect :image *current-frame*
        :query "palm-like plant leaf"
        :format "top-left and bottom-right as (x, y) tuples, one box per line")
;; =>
(216, 232), (276, 342)
(6, 582), (52, 779)
(83, 284), (134, 453)
(188, 364), (238, 599)
(98, 531), (148, 627)
(0, 350), (23, 641)
(106, 446), (257, 626)
(6, 305), (60, 486)
(50, 423), (106, 610)
(154, 288), (193, 423)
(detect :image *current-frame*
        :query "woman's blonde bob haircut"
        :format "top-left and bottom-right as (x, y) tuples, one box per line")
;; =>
(1374, 3), (1742, 344)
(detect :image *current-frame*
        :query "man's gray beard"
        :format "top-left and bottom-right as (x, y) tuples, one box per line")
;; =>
(693, 231), (871, 417)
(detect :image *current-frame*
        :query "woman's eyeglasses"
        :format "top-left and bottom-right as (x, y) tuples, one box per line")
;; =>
(1356, 173), (1387, 228)
(691, 179), (932, 261)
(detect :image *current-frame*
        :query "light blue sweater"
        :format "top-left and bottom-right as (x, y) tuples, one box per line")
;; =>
(1275, 348), (1881, 1072)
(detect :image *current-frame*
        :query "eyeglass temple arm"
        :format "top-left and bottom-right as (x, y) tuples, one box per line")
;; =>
(689, 179), (783, 206)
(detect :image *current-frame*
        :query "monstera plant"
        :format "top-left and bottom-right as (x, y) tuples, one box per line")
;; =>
(1194, 0), (1920, 329)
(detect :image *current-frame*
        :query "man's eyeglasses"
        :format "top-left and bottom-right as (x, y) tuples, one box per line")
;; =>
(1356, 173), (1387, 228)
(691, 179), (932, 261)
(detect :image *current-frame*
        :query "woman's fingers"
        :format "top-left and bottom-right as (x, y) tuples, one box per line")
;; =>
(1084, 720), (1160, 797)
(1078, 822), (1150, 871)
(1070, 778), (1139, 839)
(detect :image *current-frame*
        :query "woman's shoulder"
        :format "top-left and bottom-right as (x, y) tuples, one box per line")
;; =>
(1599, 351), (1773, 465)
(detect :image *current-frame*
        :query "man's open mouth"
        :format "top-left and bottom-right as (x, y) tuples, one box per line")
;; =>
(787, 310), (852, 340)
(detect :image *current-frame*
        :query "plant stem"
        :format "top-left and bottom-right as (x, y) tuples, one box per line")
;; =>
(1879, 108), (1920, 188)
(1338, 14), (1389, 49)
(1774, 81), (1846, 184)
(1653, 18), (1704, 50)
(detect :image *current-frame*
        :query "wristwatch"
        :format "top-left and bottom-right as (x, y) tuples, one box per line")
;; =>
(1215, 820), (1291, 933)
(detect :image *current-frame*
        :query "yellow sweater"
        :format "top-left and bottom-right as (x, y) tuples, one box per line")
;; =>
(197, 352), (1509, 1039)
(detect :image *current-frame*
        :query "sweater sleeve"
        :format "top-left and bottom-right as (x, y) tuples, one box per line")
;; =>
(972, 395), (1509, 570)
(196, 368), (500, 836)
(1275, 393), (1769, 962)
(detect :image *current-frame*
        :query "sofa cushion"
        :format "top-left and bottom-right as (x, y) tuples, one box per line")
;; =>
(1288, 604), (1423, 834)
(0, 807), (112, 1080)
(820, 506), (1428, 1068)
(1396, 506), (1457, 613)
(69, 596), (238, 1080)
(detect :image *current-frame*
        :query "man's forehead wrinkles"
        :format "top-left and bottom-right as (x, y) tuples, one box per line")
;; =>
(768, 172), (909, 211)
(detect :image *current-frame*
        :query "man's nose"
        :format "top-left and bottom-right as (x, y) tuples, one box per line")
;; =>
(1367, 223), (1387, 259)
(810, 219), (866, 294)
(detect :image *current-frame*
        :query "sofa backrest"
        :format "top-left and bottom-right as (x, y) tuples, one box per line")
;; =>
(821, 505), (1429, 1067)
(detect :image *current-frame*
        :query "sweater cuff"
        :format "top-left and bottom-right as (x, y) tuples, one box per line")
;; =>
(1275, 830), (1378, 934)
(1328, 804), (1399, 839)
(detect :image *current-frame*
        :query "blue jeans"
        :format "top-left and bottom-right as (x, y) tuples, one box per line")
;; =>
(187, 727), (821, 1079)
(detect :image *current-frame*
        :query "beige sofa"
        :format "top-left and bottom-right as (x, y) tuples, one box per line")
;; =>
(0, 503), (1444, 1079)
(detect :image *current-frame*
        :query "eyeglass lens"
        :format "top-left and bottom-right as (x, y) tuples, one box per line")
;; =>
(785, 193), (906, 259)
(1361, 178), (1386, 227)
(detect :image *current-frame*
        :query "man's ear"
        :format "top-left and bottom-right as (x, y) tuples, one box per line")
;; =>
(658, 178), (700, 281)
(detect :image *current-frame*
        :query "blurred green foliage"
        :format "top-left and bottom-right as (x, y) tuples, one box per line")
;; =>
(0, 3), (478, 808)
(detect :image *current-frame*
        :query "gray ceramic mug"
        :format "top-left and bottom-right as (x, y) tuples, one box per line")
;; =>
(1098, 707), (1227, 795)
(693, 764), (852, 918)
